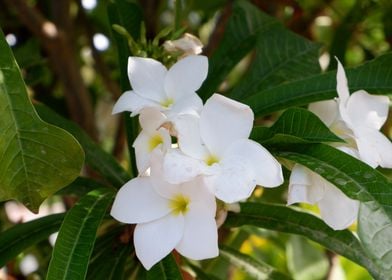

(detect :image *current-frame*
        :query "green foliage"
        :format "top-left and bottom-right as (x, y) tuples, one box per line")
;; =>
(35, 104), (130, 189)
(46, 188), (114, 280)
(251, 108), (343, 144)
(245, 53), (392, 116)
(220, 245), (292, 280)
(1, 0), (392, 279)
(0, 29), (84, 212)
(0, 213), (65, 267)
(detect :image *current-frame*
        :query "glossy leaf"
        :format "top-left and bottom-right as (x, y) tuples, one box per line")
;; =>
(275, 144), (392, 277)
(251, 108), (343, 144)
(0, 29), (84, 212)
(0, 213), (65, 267)
(35, 104), (130, 189)
(245, 52), (392, 116)
(220, 245), (292, 280)
(198, 0), (320, 101)
(224, 202), (382, 279)
(146, 254), (183, 280)
(46, 188), (114, 280)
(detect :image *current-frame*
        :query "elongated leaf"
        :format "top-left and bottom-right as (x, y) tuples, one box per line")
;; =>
(274, 144), (392, 277)
(146, 254), (182, 280)
(186, 263), (221, 280)
(46, 188), (114, 280)
(35, 104), (130, 188)
(56, 177), (110, 197)
(0, 213), (65, 267)
(220, 245), (292, 280)
(251, 108), (342, 144)
(0, 29), (84, 212)
(198, 0), (320, 101)
(224, 202), (383, 279)
(245, 52), (392, 116)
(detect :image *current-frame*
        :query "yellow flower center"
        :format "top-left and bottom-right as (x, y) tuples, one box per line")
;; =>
(148, 134), (164, 152)
(205, 154), (219, 166)
(169, 194), (190, 215)
(160, 98), (174, 108)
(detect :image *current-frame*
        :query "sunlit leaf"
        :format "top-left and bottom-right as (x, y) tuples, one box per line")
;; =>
(0, 29), (84, 212)
(220, 245), (292, 280)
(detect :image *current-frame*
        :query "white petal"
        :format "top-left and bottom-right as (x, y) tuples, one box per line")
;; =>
(180, 176), (216, 204)
(162, 149), (205, 184)
(149, 150), (183, 199)
(112, 90), (158, 116)
(288, 165), (325, 205)
(201, 94), (254, 157)
(175, 201), (218, 260)
(167, 92), (204, 117)
(164, 55), (208, 100)
(336, 58), (350, 105)
(346, 90), (389, 130)
(173, 113), (208, 159)
(309, 100), (339, 127)
(317, 181), (359, 230)
(128, 57), (167, 102)
(223, 139), (283, 188)
(110, 177), (170, 224)
(355, 127), (392, 168)
(212, 156), (256, 203)
(139, 108), (167, 132)
(134, 214), (184, 270)
(133, 128), (171, 174)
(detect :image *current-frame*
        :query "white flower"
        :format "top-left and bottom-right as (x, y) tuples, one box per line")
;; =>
(163, 94), (284, 203)
(112, 55), (207, 118)
(163, 33), (203, 56)
(288, 58), (392, 230)
(110, 152), (218, 270)
(132, 108), (171, 174)
(289, 163), (359, 230)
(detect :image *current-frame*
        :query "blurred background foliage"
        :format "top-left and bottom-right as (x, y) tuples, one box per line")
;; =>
(0, 0), (391, 279)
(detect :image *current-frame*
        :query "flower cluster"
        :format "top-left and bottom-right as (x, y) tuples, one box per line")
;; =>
(110, 55), (284, 269)
(288, 58), (392, 230)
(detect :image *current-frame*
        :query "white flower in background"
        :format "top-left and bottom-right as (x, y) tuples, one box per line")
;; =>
(288, 58), (392, 230)
(163, 94), (284, 203)
(110, 152), (218, 270)
(163, 33), (203, 56)
(132, 108), (171, 174)
(112, 55), (207, 118)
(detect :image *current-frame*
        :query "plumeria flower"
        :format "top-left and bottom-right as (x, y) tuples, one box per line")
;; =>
(110, 152), (218, 269)
(112, 55), (207, 118)
(163, 94), (284, 203)
(133, 108), (171, 173)
(288, 58), (392, 230)
(163, 33), (203, 57)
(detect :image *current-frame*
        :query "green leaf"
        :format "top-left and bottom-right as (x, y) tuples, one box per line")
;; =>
(87, 226), (133, 280)
(220, 245), (292, 280)
(0, 29), (84, 212)
(46, 188), (114, 280)
(245, 52), (392, 116)
(251, 108), (343, 144)
(286, 236), (328, 280)
(35, 104), (130, 188)
(198, 0), (320, 101)
(56, 177), (110, 197)
(275, 144), (392, 277)
(186, 263), (221, 280)
(146, 254), (183, 280)
(224, 202), (382, 279)
(358, 201), (392, 275)
(0, 213), (65, 267)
